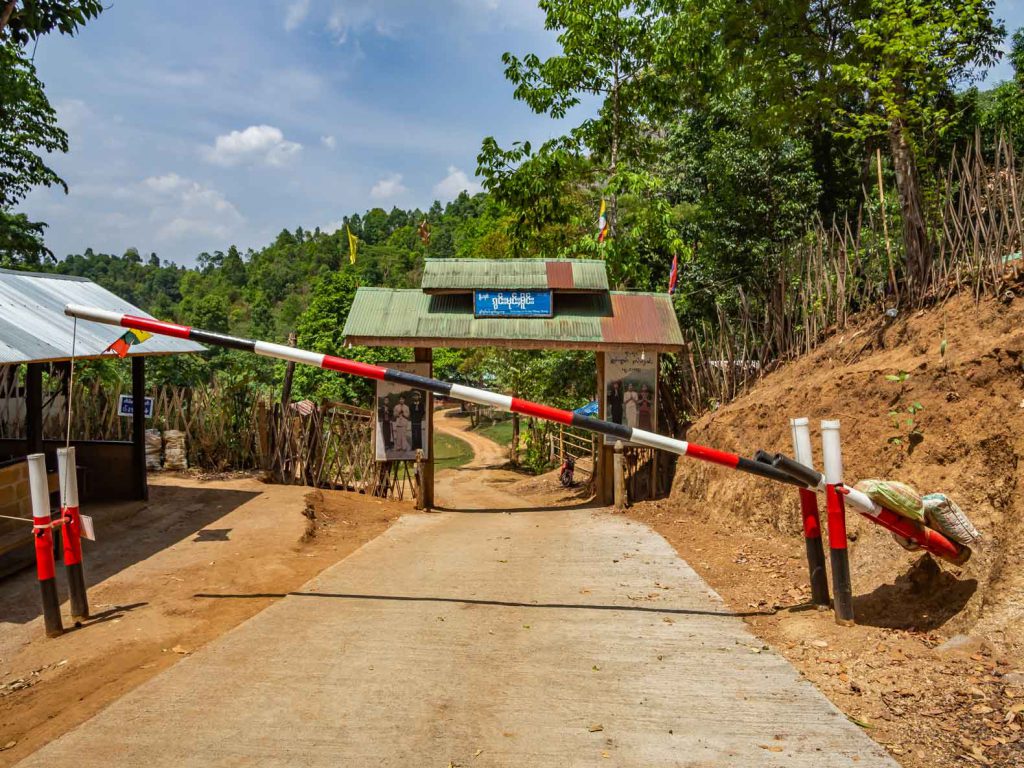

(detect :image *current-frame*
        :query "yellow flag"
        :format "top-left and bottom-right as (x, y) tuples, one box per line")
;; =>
(347, 226), (358, 265)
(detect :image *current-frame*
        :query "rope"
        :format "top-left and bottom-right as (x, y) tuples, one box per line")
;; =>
(0, 513), (64, 530)
(60, 317), (78, 510)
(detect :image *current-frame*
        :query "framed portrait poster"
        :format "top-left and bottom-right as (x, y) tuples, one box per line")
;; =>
(375, 362), (430, 461)
(603, 350), (657, 445)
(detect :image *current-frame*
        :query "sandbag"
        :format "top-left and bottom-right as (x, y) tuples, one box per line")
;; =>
(145, 429), (163, 471)
(854, 479), (925, 522)
(163, 429), (188, 471)
(923, 493), (981, 546)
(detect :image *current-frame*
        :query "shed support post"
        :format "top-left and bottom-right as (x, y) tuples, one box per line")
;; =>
(25, 363), (43, 457)
(596, 352), (614, 505)
(132, 356), (148, 501)
(414, 348), (434, 510)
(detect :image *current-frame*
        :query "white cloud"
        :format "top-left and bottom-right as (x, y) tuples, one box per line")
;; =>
(54, 98), (92, 133)
(320, 219), (345, 234)
(203, 124), (303, 167)
(433, 165), (482, 200)
(326, 9), (348, 44)
(141, 173), (244, 242)
(284, 0), (310, 31)
(321, 134), (337, 150)
(370, 172), (407, 199)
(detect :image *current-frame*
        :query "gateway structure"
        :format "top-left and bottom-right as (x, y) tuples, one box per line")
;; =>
(341, 258), (685, 506)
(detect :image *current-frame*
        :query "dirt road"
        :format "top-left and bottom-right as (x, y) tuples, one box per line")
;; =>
(434, 412), (537, 512)
(13, 427), (894, 767)
(0, 475), (409, 766)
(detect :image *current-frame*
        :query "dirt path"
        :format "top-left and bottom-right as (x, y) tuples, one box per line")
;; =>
(0, 475), (410, 766)
(434, 412), (540, 512)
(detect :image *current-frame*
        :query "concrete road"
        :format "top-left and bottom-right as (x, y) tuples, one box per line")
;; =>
(15, 506), (895, 767)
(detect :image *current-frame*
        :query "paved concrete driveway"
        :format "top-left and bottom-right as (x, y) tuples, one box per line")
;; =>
(16, 507), (895, 767)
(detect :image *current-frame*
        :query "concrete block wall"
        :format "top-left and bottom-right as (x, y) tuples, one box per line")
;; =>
(0, 460), (32, 546)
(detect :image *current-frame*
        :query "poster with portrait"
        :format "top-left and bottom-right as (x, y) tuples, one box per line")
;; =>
(603, 350), (657, 445)
(375, 362), (430, 461)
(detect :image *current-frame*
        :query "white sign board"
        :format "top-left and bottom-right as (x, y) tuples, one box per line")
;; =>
(118, 394), (154, 418)
(375, 362), (430, 462)
(603, 350), (657, 445)
(80, 514), (95, 541)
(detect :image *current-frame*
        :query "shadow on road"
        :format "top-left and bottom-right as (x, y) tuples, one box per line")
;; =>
(0, 484), (259, 625)
(195, 590), (772, 618)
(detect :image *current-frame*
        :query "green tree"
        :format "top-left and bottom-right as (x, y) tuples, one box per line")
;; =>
(0, 0), (104, 263)
(836, 0), (1003, 298)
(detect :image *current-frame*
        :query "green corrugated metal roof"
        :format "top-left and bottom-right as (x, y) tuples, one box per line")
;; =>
(342, 288), (684, 350)
(420, 258), (608, 292)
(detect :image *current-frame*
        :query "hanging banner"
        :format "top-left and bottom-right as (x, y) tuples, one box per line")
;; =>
(474, 290), (553, 318)
(603, 350), (657, 445)
(375, 362), (430, 462)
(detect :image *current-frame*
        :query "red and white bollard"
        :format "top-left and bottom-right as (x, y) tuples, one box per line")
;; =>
(27, 454), (63, 638)
(821, 420), (855, 626)
(791, 418), (829, 608)
(57, 447), (89, 624)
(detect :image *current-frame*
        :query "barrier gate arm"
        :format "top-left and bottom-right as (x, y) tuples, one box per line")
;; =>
(62, 302), (966, 564)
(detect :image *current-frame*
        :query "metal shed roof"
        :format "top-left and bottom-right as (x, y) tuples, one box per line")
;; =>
(0, 269), (206, 364)
(342, 288), (684, 351)
(420, 259), (609, 293)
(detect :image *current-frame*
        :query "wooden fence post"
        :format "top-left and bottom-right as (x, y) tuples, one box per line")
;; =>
(415, 449), (425, 510)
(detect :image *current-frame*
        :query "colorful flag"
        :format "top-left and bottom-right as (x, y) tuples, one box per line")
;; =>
(417, 219), (431, 245)
(668, 252), (679, 295)
(347, 226), (358, 265)
(597, 199), (609, 243)
(105, 328), (152, 358)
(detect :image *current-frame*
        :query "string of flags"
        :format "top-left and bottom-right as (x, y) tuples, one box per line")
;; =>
(104, 328), (152, 358)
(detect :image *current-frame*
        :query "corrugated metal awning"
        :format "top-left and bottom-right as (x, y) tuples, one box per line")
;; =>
(342, 288), (684, 351)
(0, 269), (206, 364)
(420, 258), (609, 293)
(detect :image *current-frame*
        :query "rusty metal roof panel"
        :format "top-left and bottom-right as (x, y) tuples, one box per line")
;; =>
(343, 288), (682, 350)
(420, 259), (608, 292)
(0, 268), (206, 365)
(601, 293), (685, 348)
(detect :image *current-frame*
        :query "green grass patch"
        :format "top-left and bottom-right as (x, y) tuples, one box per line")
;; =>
(434, 432), (474, 470)
(476, 420), (514, 447)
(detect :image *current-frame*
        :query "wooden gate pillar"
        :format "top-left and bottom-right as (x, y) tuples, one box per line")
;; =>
(414, 348), (434, 509)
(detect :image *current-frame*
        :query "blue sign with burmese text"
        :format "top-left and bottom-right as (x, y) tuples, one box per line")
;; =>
(474, 290), (553, 318)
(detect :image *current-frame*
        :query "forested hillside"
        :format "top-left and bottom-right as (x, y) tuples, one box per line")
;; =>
(4, 0), (1024, 426)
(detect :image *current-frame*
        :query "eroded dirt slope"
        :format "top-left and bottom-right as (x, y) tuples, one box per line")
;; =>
(628, 286), (1024, 767)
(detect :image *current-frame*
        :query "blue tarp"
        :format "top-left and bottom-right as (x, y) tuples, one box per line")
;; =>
(573, 400), (599, 417)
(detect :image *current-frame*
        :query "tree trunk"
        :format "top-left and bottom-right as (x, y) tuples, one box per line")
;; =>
(888, 119), (932, 302)
(0, 1), (17, 37)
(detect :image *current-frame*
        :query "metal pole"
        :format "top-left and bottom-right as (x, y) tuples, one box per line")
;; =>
(28, 454), (63, 637)
(821, 420), (854, 626)
(790, 418), (829, 609)
(57, 446), (89, 623)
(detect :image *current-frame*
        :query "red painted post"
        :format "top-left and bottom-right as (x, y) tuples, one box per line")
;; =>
(28, 454), (63, 637)
(821, 420), (854, 626)
(791, 418), (829, 608)
(58, 447), (89, 623)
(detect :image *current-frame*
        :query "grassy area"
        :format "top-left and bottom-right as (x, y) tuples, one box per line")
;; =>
(434, 432), (474, 470)
(476, 420), (514, 447)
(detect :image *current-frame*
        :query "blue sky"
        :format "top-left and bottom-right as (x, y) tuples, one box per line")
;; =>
(18, 0), (1024, 265)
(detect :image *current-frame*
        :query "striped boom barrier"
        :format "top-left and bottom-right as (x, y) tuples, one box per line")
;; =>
(63, 304), (804, 489)
(59, 303), (971, 569)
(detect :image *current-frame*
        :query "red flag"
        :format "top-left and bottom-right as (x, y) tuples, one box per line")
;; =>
(668, 253), (679, 295)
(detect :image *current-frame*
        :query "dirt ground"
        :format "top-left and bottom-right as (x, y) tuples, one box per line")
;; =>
(627, 286), (1024, 768)
(0, 474), (411, 766)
